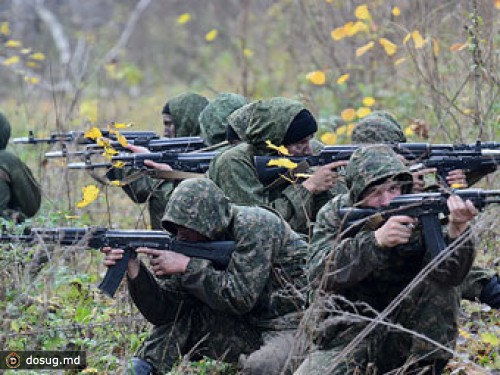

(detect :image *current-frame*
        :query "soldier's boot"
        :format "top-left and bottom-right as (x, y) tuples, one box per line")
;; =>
(480, 275), (500, 309)
(123, 357), (155, 375)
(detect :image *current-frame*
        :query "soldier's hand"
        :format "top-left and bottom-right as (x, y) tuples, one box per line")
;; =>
(136, 247), (190, 276)
(101, 247), (140, 279)
(411, 168), (437, 193)
(447, 195), (478, 238)
(144, 159), (173, 171)
(126, 144), (150, 154)
(446, 169), (468, 189)
(302, 161), (348, 194)
(374, 216), (417, 248)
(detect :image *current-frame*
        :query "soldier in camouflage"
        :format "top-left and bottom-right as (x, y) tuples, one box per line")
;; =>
(106, 92), (208, 229)
(102, 178), (309, 375)
(295, 145), (477, 374)
(0, 112), (41, 222)
(352, 114), (500, 309)
(208, 97), (347, 237)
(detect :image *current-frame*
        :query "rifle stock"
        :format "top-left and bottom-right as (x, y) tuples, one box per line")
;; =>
(1, 227), (235, 297)
(338, 189), (500, 258)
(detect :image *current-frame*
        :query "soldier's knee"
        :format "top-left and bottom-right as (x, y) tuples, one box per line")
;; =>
(480, 275), (500, 309)
(124, 357), (155, 375)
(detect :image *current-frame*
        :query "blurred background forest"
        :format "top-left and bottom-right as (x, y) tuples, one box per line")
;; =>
(0, 0), (499, 373)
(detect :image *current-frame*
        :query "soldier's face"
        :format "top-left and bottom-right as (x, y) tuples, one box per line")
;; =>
(175, 225), (210, 242)
(360, 180), (402, 208)
(163, 114), (175, 138)
(286, 135), (313, 156)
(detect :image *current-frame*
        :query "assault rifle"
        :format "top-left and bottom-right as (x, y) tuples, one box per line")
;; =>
(45, 137), (206, 159)
(12, 129), (159, 145)
(338, 189), (500, 258)
(1, 227), (235, 297)
(254, 141), (500, 186)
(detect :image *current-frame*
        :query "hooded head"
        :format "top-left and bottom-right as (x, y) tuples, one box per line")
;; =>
(0, 112), (12, 150)
(345, 145), (413, 204)
(244, 98), (309, 153)
(162, 178), (232, 240)
(226, 101), (255, 143)
(167, 92), (209, 137)
(198, 93), (248, 145)
(351, 113), (406, 144)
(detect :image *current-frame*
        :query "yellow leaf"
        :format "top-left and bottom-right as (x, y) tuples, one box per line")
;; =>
(392, 6), (401, 16)
(114, 131), (128, 147)
(450, 42), (467, 52)
(84, 127), (103, 140)
(20, 48), (31, 54)
(306, 70), (326, 85)
(29, 52), (45, 61)
(321, 132), (338, 145)
(355, 5), (371, 20)
(356, 107), (371, 119)
(265, 140), (291, 156)
(404, 127), (415, 136)
(331, 27), (346, 41)
(341, 108), (357, 122)
(26, 61), (39, 68)
(112, 122), (132, 129)
(0, 22), (10, 35)
(459, 328), (471, 339)
(243, 48), (253, 57)
(80, 101), (98, 124)
(177, 13), (191, 25)
(267, 158), (298, 170)
(480, 333), (499, 346)
(24, 76), (40, 84)
(403, 33), (411, 44)
(362, 97), (375, 107)
(346, 21), (368, 36)
(5, 39), (21, 48)
(65, 215), (80, 219)
(411, 30), (425, 49)
(97, 137), (110, 147)
(102, 146), (119, 159)
(76, 185), (100, 208)
(112, 161), (125, 168)
(205, 29), (218, 42)
(335, 126), (347, 136)
(81, 367), (99, 374)
(336, 74), (349, 84)
(110, 180), (122, 187)
(432, 38), (440, 57)
(462, 108), (473, 115)
(394, 57), (407, 66)
(346, 123), (356, 136)
(495, 0), (500, 9)
(342, 22), (354, 36)
(3, 56), (20, 66)
(355, 41), (374, 57)
(379, 38), (397, 56)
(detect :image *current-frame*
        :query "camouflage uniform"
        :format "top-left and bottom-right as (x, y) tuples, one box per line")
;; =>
(352, 115), (499, 309)
(208, 97), (338, 236)
(107, 93), (208, 229)
(0, 112), (41, 222)
(296, 145), (476, 374)
(198, 92), (247, 150)
(128, 178), (308, 374)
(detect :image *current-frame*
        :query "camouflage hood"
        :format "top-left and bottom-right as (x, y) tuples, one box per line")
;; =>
(244, 98), (305, 154)
(199, 93), (247, 145)
(162, 178), (232, 240)
(351, 112), (406, 144)
(168, 92), (209, 137)
(345, 145), (413, 204)
(0, 112), (11, 150)
(226, 101), (255, 142)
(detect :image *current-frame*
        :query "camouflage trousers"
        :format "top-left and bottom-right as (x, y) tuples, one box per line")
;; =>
(293, 280), (461, 374)
(135, 304), (264, 374)
(460, 266), (496, 302)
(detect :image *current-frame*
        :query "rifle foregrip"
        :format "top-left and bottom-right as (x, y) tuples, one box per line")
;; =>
(98, 250), (132, 297)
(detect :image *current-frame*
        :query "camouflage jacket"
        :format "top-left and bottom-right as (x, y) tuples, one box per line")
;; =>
(0, 113), (41, 221)
(127, 179), (308, 327)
